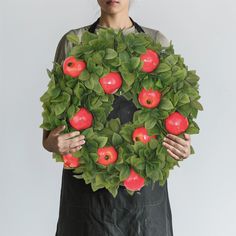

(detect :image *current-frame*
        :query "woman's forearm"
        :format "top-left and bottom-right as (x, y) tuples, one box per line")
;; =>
(42, 129), (53, 152)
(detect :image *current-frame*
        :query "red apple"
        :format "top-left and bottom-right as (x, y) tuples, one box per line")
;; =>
(97, 146), (118, 166)
(69, 107), (93, 131)
(165, 111), (189, 135)
(63, 56), (86, 78)
(138, 87), (161, 108)
(63, 153), (80, 168)
(123, 168), (145, 191)
(99, 72), (122, 94)
(132, 127), (156, 144)
(140, 49), (160, 73)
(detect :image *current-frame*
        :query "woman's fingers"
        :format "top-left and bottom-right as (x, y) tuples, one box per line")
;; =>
(166, 148), (183, 161)
(162, 133), (191, 160)
(60, 138), (85, 154)
(56, 131), (86, 154)
(162, 141), (185, 160)
(69, 137), (86, 149)
(69, 145), (83, 154)
(51, 125), (66, 136)
(62, 131), (81, 140)
(163, 136), (186, 152)
(165, 133), (188, 146)
(184, 133), (191, 141)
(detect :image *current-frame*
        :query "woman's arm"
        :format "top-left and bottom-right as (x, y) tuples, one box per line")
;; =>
(42, 125), (86, 155)
(154, 30), (192, 161)
(42, 129), (51, 151)
(42, 30), (86, 155)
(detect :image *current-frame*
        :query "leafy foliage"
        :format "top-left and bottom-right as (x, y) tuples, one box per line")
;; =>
(40, 28), (203, 197)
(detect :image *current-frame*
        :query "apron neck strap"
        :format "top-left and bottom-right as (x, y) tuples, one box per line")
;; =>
(88, 16), (144, 33)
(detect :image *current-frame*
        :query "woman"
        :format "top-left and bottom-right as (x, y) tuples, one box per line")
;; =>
(42, 0), (192, 235)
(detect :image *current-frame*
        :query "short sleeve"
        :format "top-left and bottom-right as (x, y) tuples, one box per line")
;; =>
(53, 29), (75, 67)
(53, 34), (67, 65)
(155, 30), (171, 48)
(139, 25), (171, 48)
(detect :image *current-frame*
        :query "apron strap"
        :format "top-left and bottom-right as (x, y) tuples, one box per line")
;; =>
(88, 16), (145, 33)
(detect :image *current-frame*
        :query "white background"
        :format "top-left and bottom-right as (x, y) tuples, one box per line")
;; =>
(1, 0), (236, 235)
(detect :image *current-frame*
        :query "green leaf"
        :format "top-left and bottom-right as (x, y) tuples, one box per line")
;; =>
(95, 173), (106, 186)
(74, 82), (84, 99)
(130, 57), (140, 70)
(105, 48), (117, 60)
(142, 78), (154, 90)
(93, 120), (104, 131)
(119, 51), (130, 63)
(92, 51), (104, 64)
(52, 152), (63, 162)
(96, 136), (108, 148)
(186, 70), (200, 85)
(146, 126), (160, 136)
(91, 182), (104, 192)
(84, 77), (95, 90)
(94, 66), (103, 76)
(112, 133), (123, 146)
(164, 55), (178, 66)
(155, 79), (163, 89)
(109, 119), (121, 133)
(51, 87), (61, 99)
(66, 32), (80, 44)
(117, 42), (126, 52)
(177, 104), (192, 117)
(185, 121), (200, 134)
(134, 46), (146, 54)
(158, 97), (174, 110)
(87, 57), (96, 72)
(144, 117), (156, 129)
(54, 102), (67, 116)
(138, 111), (150, 123)
(79, 69), (90, 81)
(130, 156), (145, 171)
(82, 127), (95, 139)
(172, 67), (187, 80)
(148, 138), (159, 150)
(133, 141), (145, 154)
(67, 104), (76, 118)
(40, 92), (50, 103)
(122, 72), (135, 86)
(178, 94), (190, 105)
(190, 145), (195, 154)
(156, 63), (171, 73)
(89, 75), (101, 94)
(119, 125), (133, 143)
(81, 31), (97, 43)
(119, 165), (130, 181)
(191, 100), (203, 111)
(184, 86), (199, 100)
(146, 162), (159, 181)
(107, 185), (118, 198)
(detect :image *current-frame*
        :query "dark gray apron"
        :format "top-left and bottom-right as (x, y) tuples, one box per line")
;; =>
(55, 17), (174, 236)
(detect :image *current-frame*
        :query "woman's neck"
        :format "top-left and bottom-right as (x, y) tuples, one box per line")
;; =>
(98, 12), (133, 30)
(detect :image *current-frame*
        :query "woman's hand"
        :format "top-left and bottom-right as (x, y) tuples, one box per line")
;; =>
(43, 125), (86, 155)
(162, 133), (191, 161)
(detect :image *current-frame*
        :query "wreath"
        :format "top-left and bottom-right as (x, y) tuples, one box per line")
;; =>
(40, 27), (203, 197)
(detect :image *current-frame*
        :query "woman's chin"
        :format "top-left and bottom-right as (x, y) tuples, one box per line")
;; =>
(103, 8), (122, 15)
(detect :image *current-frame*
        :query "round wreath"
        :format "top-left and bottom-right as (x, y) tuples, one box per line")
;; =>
(40, 28), (203, 197)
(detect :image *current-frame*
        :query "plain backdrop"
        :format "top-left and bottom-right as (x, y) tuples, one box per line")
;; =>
(1, 0), (236, 235)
